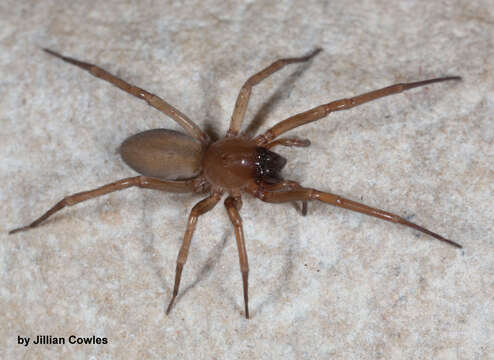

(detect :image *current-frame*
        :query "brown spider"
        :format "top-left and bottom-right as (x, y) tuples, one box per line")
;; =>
(10, 48), (462, 319)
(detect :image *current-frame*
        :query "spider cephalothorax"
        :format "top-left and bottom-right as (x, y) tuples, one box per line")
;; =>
(202, 137), (287, 190)
(10, 48), (462, 319)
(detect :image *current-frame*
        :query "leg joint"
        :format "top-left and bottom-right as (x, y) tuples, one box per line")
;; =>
(255, 188), (266, 201)
(62, 197), (76, 206)
(230, 215), (242, 227)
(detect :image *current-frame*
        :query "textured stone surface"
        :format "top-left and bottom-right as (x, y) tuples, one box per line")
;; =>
(1, 1), (493, 359)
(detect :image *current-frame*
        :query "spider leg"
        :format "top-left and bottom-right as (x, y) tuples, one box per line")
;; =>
(260, 180), (308, 216)
(227, 48), (322, 137)
(265, 137), (311, 150)
(9, 176), (200, 234)
(166, 192), (222, 315)
(42, 48), (209, 145)
(225, 196), (250, 319)
(246, 183), (462, 248)
(254, 76), (461, 145)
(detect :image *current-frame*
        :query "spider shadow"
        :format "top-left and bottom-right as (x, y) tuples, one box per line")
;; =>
(199, 64), (223, 142)
(136, 193), (169, 294)
(134, 191), (230, 311)
(225, 231), (297, 318)
(199, 49), (320, 140)
(244, 51), (320, 138)
(169, 231), (230, 310)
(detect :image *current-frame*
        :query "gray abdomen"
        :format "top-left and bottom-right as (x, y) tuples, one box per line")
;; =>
(120, 129), (205, 180)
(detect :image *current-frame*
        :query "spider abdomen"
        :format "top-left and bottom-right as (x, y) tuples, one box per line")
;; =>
(120, 129), (205, 180)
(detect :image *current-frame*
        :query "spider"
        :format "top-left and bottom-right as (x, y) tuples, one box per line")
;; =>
(10, 48), (462, 319)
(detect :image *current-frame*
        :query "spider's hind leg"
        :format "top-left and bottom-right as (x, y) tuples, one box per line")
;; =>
(42, 48), (209, 144)
(9, 176), (198, 234)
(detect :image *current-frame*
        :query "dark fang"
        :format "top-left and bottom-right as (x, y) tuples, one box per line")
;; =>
(255, 147), (287, 184)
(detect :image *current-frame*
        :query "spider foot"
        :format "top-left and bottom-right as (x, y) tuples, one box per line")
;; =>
(165, 296), (177, 315)
(9, 224), (35, 234)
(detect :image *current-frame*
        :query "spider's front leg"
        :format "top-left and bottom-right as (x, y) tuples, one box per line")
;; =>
(225, 196), (250, 318)
(259, 180), (308, 216)
(42, 48), (209, 144)
(254, 76), (461, 145)
(246, 182), (462, 248)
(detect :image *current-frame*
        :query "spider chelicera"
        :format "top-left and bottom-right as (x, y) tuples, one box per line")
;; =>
(10, 48), (462, 318)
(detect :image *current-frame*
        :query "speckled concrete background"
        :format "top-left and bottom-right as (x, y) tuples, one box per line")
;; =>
(1, 1), (493, 359)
